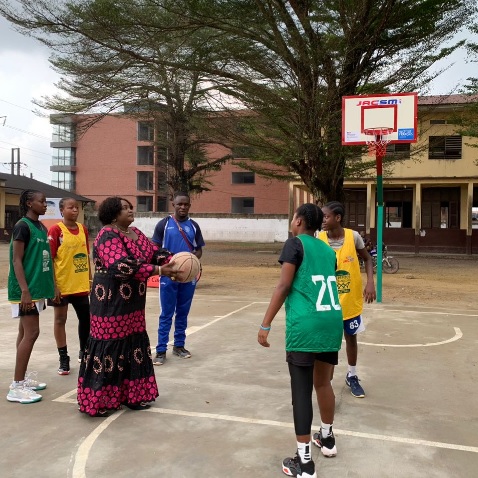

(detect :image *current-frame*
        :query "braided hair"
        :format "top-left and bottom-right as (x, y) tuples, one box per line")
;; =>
(19, 189), (42, 217)
(59, 197), (76, 211)
(296, 203), (323, 231)
(324, 201), (345, 223)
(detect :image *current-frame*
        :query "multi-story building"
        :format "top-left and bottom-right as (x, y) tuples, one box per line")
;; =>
(50, 95), (478, 253)
(50, 114), (289, 215)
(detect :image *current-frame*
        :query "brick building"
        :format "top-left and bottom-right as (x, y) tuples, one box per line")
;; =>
(50, 114), (289, 215)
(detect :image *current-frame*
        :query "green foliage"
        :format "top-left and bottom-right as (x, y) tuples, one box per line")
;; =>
(0, 0), (476, 201)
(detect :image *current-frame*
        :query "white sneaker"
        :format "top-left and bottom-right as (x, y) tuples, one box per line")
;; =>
(7, 385), (42, 404)
(24, 371), (47, 391)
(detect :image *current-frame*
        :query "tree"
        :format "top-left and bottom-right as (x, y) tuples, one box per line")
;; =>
(1, 1), (476, 202)
(0, 0), (234, 197)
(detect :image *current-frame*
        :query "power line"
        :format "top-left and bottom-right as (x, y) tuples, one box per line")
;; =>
(0, 140), (50, 156)
(3, 124), (50, 140)
(0, 98), (36, 112)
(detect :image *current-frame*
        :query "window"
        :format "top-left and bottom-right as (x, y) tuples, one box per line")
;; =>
(157, 196), (167, 211)
(385, 143), (411, 158)
(52, 148), (75, 167)
(422, 188), (460, 229)
(137, 196), (153, 212)
(138, 121), (154, 141)
(137, 146), (154, 165)
(428, 136), (462, 160)
(232, 172), (255, 184)
(52, 171), (76, 191)
(157, 172), (168, 193)
(137, 171), (153, 191)
(52, 124), (75, 142)
(231, 197), (254, 213)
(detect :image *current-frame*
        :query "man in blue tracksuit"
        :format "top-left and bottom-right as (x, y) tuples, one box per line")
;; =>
(152, 192), (205, 365)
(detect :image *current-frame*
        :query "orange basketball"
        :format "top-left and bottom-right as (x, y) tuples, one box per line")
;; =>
(170, 252), (201, 283)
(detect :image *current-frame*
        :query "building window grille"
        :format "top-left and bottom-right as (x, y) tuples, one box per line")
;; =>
(231, 197), (254, 213)
(232, 172), (255, 184)
(385, 143), (411, 158)
(52, 124), (75, 142)
(52, 148), (76, 167)
(137, 171), (153, 191)
(137, 146), (154, 165)
(137, 196), (153, 212)
(428, 136), (462, 160)
(138, 121), (154, 141)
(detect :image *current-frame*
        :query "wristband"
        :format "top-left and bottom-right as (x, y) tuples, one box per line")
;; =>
(259, 325), (271, 331)
(157, 266), (161, 276)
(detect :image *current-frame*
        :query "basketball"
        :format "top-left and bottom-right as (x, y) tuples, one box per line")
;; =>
(170, 252), (201, 283)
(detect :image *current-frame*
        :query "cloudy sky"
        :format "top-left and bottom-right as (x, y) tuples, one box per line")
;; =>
(0, 14), (477, 187)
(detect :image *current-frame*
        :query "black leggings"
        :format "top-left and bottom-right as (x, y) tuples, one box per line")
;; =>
(288, 362), (314, 436)
(69, 296), (90, 352)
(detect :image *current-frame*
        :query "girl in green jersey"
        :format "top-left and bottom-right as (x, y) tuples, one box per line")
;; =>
(7, 190), (55, 404)
(258, 203), (343, 478)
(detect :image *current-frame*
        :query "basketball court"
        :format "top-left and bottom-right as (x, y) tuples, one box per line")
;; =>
(1, 284), (477, 477)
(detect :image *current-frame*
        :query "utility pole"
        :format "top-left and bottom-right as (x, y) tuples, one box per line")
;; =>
(11, 148), (20, 175)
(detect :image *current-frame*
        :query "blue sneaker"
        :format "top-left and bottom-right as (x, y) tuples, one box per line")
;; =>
(345, 374), (365, 398)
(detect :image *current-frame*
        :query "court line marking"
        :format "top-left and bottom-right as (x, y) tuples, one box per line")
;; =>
(148, 407), (478, 454)
(66, 402), (478, 478)
(358, 327), (463, 347)
(371, 308), (478, 317)
(70, 409), (125, 478)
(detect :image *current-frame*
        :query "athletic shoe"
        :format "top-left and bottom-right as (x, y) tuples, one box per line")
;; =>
(173, 346), (191, 359)
(7, 385), (42, 404)
(58, 355), (71, 375)
(345, 374), (365, 398)
(23, 371), (47, 391)
(282, 453), (316, 478)
(153, 352), (166, 365)
(312, 429), (337, 457)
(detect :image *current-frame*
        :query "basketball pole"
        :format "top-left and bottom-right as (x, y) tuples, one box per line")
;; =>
(375, 136), (384, 303)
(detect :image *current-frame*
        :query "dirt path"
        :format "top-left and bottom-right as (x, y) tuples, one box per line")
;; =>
(198, 242), (478, 309)
(0, 241), (476, 308)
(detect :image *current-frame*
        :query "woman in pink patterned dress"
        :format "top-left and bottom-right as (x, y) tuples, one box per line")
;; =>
(77, 197), (177, 417)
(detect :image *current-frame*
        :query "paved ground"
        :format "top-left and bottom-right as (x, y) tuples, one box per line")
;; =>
(1, 281), (478, 477)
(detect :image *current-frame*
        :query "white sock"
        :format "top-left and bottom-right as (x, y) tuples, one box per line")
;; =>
(348, 365), (357, 377)
(321, 422), (332, 437)
(11, 380), (24, 388)
(297, 441), (312, 463)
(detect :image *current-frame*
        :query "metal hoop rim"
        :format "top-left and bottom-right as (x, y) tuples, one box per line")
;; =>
(363, 127), (394, 139)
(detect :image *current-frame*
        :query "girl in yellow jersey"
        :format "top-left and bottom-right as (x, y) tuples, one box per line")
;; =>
(48, 198), (91, 375)
(318, 201), (376, 399)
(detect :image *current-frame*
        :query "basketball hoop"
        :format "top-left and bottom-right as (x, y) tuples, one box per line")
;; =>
(363, 127), (393, 157)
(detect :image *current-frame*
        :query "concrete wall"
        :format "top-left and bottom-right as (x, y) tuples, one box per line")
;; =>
(126, 216), (290, 243)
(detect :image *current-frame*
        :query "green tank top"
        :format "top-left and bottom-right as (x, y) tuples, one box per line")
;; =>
(285, 234), (343, 352)
(8, 217), (55, 302)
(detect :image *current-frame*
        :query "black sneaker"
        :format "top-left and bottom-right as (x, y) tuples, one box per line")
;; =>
(172, 346), (191, 359)
(312, 429), (337, 457)
(282, 453), (316, 478)
(58, 355), (70, 375)
(345, 374), (365, 398)
(153, 352), (166, 365)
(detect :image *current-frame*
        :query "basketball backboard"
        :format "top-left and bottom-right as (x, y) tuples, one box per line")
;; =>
(342, 92), (418, 145)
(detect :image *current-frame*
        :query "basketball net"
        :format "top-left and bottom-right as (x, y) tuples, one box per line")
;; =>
(363, 127), (393, 157)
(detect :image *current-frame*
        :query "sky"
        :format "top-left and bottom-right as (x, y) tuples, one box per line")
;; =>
(0, 14), (477, 187)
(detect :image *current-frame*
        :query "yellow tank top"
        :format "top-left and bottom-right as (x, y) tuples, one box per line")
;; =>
(54, 222), (90, 295)
(318, 228), (363, 320)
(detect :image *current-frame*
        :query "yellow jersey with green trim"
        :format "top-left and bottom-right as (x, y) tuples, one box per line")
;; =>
(318, 229), (363, 320)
